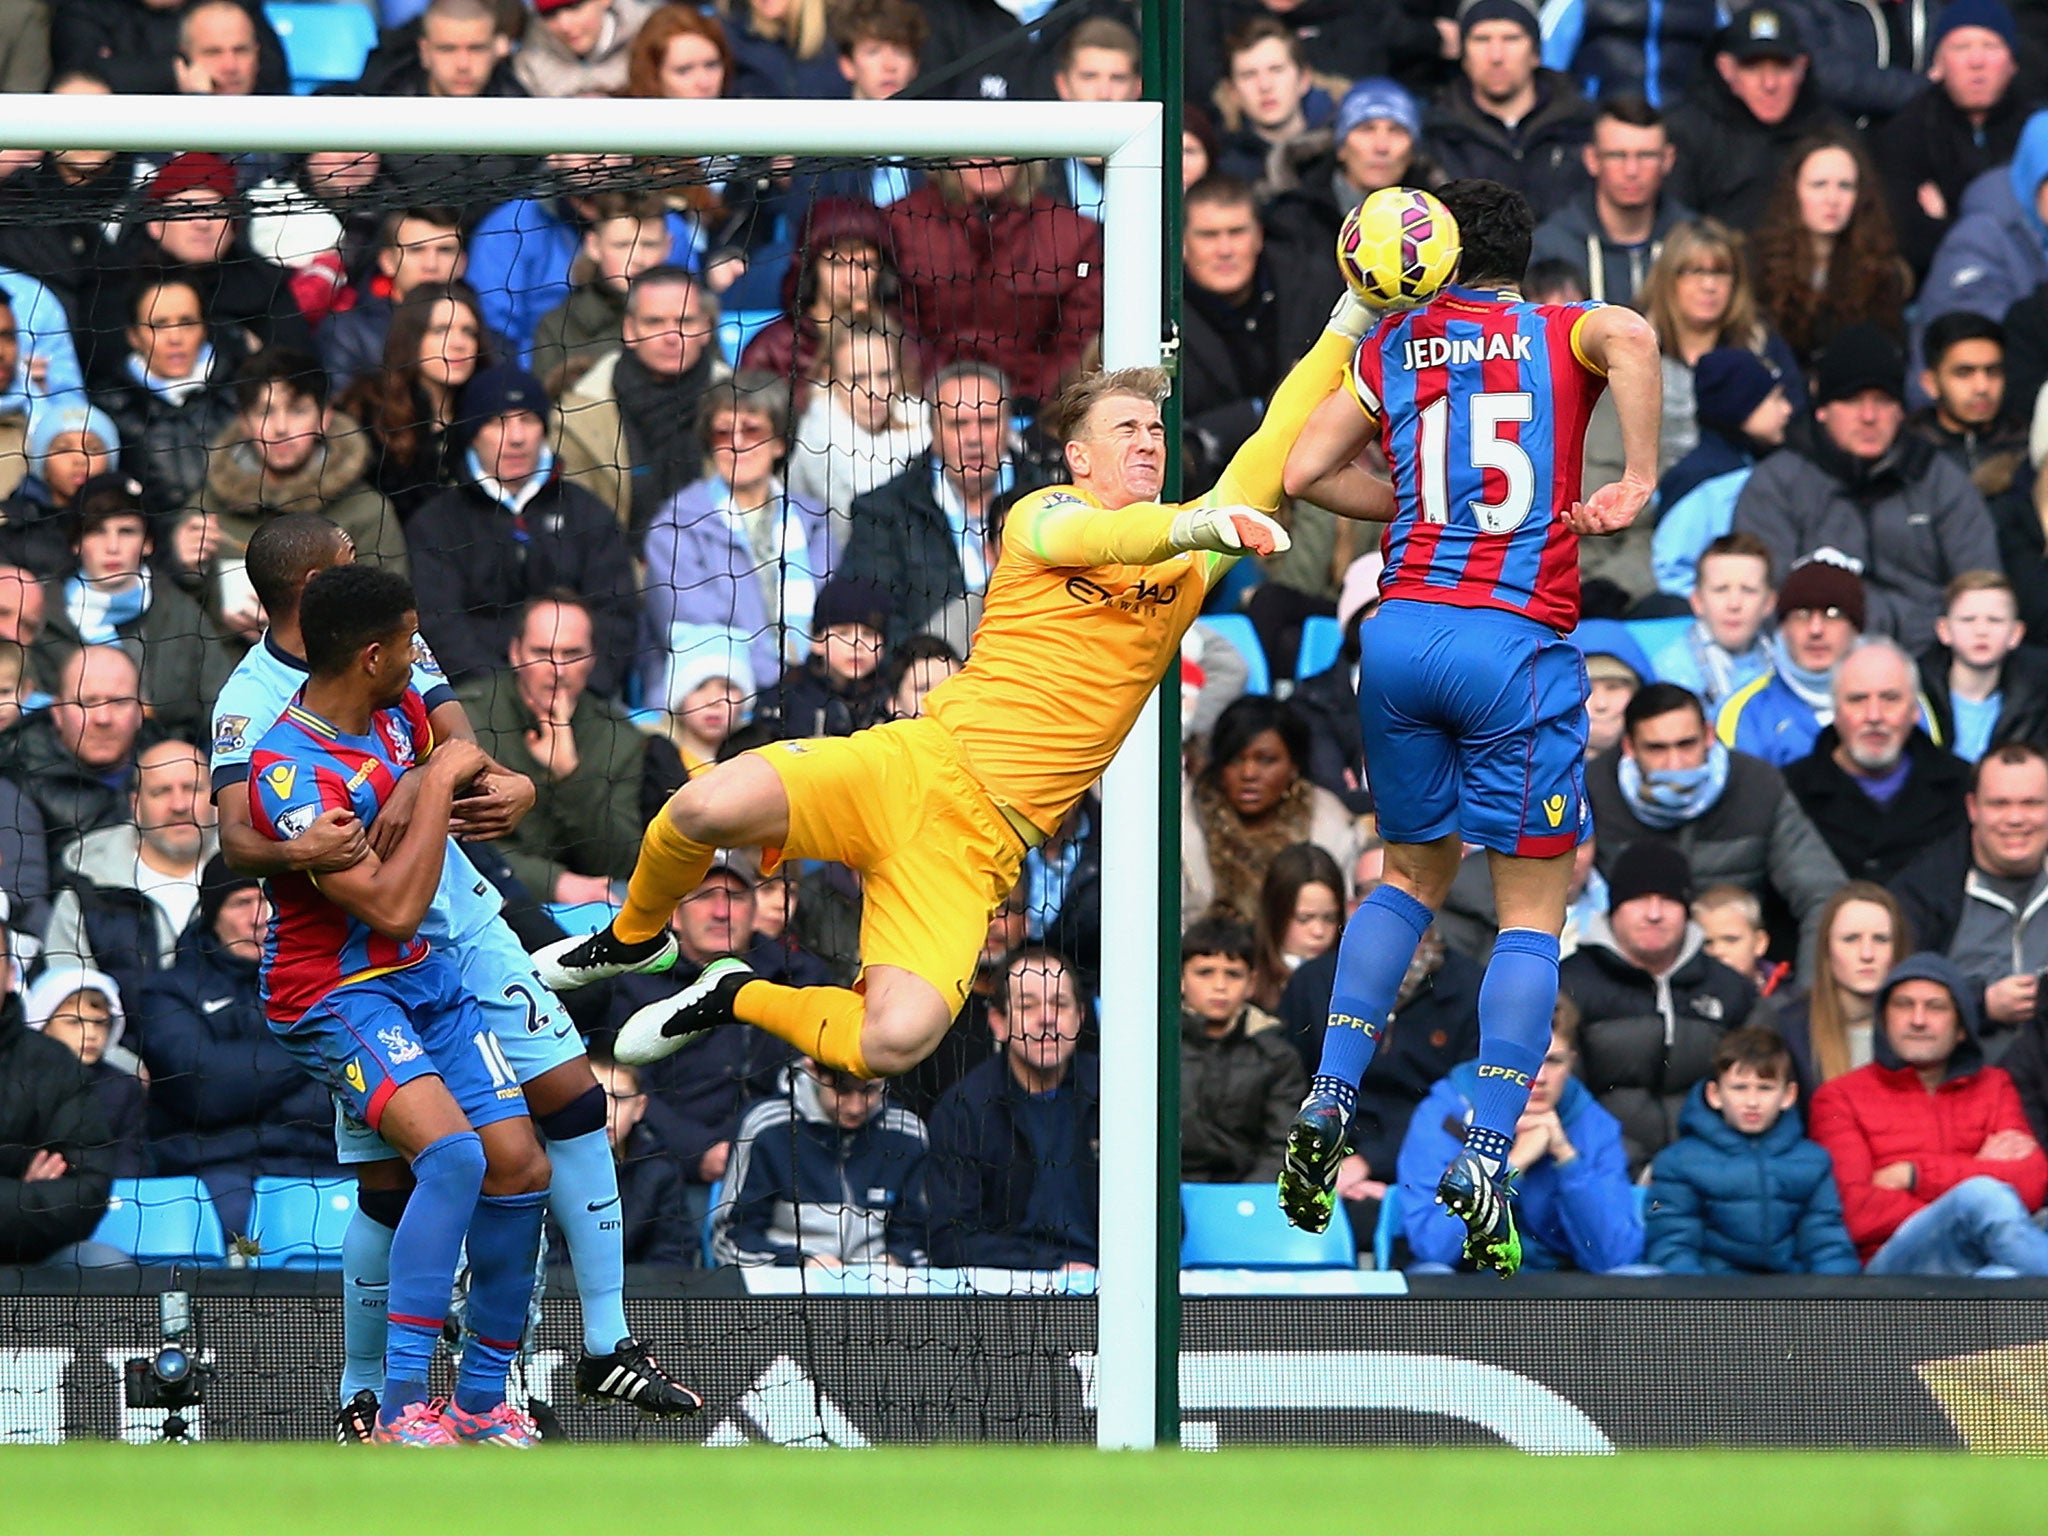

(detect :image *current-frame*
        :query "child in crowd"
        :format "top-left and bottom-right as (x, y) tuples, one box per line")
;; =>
(787, 321), (929, 548)
(0, 637), (28, 731)
(1645, 1027), (1860, 1274)
(1693, 884), (1790, 998)
(1652, 349), (1793, 596)
(758, 575), (891, 738)
(1922, 571), (2048, 762)
(1650, 533), (1778, 717)
(884, 634), (962, 720)
(25, 967), (145, 1178)
(1178, 916), (1307, 1184)
(530, 190), (675, 388)
(584, 1052), (692, 1267)
(664, 659), (752, 779)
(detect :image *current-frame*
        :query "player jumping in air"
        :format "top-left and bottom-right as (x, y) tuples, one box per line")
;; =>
(1275, 179), (1661, 1273)
(533, 295), (1380, 1082)
(249, 564), (554, 1445)
(213, 515), (700, 1442)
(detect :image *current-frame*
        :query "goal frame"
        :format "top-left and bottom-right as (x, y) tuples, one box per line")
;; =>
(0, 92), (1170, 1451)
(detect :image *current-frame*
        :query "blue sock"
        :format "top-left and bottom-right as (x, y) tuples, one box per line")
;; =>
(454, 1189), (548, 1415)
(380, 1131), (485, 1424)
(544, 1128), (632, 1354)
(339, 1209), (393, 1404)
(1466, 928), (1562, 1171)
(1313, 884), (1435, 1111)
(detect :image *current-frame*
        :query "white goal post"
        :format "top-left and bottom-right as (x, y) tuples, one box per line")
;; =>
(0, 92), (1169, 1451)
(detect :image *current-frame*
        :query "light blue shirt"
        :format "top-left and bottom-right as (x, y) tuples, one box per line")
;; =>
(1953, 691), (2002, 763)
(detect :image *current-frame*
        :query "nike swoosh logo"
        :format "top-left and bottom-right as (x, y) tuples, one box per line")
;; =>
(586, 1197), (620, 1213)
(201, 998), (233, 1014)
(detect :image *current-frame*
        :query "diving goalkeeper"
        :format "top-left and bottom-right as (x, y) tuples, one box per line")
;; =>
(535, 296), (1379, 1079)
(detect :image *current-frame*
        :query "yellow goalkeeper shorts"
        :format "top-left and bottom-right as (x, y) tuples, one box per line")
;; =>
(752, 716), (1026, 1014)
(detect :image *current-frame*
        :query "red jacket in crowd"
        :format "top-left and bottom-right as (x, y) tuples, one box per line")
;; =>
(884, 179), (1104, 405)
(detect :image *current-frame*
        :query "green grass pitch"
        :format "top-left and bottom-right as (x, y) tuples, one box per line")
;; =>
(13, 1445), (2048, 1536)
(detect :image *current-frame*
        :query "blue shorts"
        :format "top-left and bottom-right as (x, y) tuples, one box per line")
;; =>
(332, 920), (583, 1164)
(275, 952), (530, 1155)
(1356, 599), (1591, 857)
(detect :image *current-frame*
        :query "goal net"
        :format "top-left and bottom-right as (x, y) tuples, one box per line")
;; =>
(0, 94), (1169, 1447)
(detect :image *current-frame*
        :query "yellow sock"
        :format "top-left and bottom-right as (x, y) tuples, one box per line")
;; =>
(612, 811), (715, 944)
(734, 981), (873, 1077)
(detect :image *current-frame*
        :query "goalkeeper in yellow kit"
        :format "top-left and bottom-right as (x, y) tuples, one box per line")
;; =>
(535, 294), (1380, 1079)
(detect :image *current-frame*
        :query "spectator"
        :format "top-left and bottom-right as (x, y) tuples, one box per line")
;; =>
(1288, 591), (1373, 815)
(605, 848), (817, 1233)
(2001, 448), (2048, 646)
(0, 265), (86, 430)
(24, 967), (143, 1179)
(737, 199), (897, 399)
(0, 918), (114, 1266)
(1692, 884), (1790, 997)
(1785, 637), (1972, 884)
(1178, 174), (1339, 470)
(1651, 365), (1794, 604)
(1717, 557), (1864, 769)
(1751, 131), (1909, 378)
(529, 191), (676, 392)
(833, 0), (925, 116)
(339, 280), (495, 520)
(925, 946), (1100, 1270)
(3, 400), (120, 579)
(0, 288), (29, 504)
(136, 856), (333, 1235)
(718, 0), (840, 99)
(1563, 837), (1760, 1172)
(1263, 78), (1437, 262)
(883, 634), (961, 721)
(30, 476), (231, 742)
(1588, 681), (1845, 973)
(647, 662), (747, 788)
(91, 275), (239, 520)
(838, 362), (1012, 653)
(1423, 0), (1593, 223)
(364, 0), (532, 204)
(316, 207), (474, 391)
(639, 370), (831, 704)
(1908, 313), (2028, 497)
(1214, 17), (1334, 185)
(1809, 952), (2048, 1274)
(1530, 95), (1692, 307)
(712, 1056), (928, 1267)
(1666, 8), (1843, 233)
(1916, 110), (2048, 391)
(1559, 0), (1721, 108)
(756, 575), (891, 739)
(1186, 0), (1390, 110)
(1398, 997), (1643, 1271)
(409, 362), (637, 695)
(0, 80), (124, 312)
(43, 738), (214, 1005)
(217, 154), (369, 335)
(1735, 324), (1998, 655)
(554, 266), (728, 537)
(884, 160), (1103, 407)
(1873, 0), (2027, 280)
(50, 0), (285, 97)
(0, 0), (48, 94)
(1920, 571), (2048, 760)
(1251, 843), (1344, 1011)
(1649, 534), (1780, 718)
(1177, 915), (1306, 1183)
(786, 322), (929, 546)
(1182, 695), (1362, 924)
(1635, 222), (1805, 482)
(1889, 742), (2048, 1052)
(1778, 881), (1913, 1092)
(1044, 19), (1143, 217)
(1643, 1025), (1861, 1273)
(460, 593), (646, 906)
(171, 0), (267, 97)
(583, 1052), (690, 1266)
(196, 348), (407, 622)
(515, 0), (659, 98)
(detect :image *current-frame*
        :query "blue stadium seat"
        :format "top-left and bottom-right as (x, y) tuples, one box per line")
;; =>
(1200, 614), (1271, 697)
(718, 309), (780, 364)
(1295, 615), (1343, 681)
(91, 1178), (228, 1265)
(248, 1177), (356, 1269)
(545, 900), (618, 936)
(266, 3), (378, 95)
(1180, 1183), (1354, 1269)
(1372, 1187), (1401, 1272)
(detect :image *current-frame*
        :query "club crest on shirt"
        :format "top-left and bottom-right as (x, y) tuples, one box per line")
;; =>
(275, 805), (315, 840)
(213, 715), (249, 757)
(378, 1027), (423, 1066)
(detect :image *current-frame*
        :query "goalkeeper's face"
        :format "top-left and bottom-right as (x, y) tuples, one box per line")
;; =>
(1068, 394), (1166, 507)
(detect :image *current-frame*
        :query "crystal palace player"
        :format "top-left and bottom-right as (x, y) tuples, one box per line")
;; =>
(249, 564), (552, 1446)
(532, 294), (1381, 1083)
(1276, 180), (1662, 1273)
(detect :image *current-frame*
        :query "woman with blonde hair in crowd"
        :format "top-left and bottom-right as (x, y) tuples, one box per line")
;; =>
(1776, 882), (1913, 1093)
(717, 0), (840, 98)
(787, 320), (929, 551)
(1252, 843), (1346, 1011)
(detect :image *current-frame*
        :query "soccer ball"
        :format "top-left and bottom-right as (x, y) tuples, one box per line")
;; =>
(1336, 187), (1461, 311)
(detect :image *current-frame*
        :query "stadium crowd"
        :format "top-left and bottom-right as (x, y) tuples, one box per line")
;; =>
(8, 0), (2048, 1281)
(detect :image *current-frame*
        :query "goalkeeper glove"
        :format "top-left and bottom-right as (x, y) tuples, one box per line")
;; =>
(1169, 504), (1291, 558)
(1325, 290), (1379, 342)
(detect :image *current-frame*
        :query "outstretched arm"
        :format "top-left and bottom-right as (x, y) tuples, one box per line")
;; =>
(1209, 295), (1377, 511)
(1567, 307), (1661, 536)
(1284, 390), (1397, 522)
